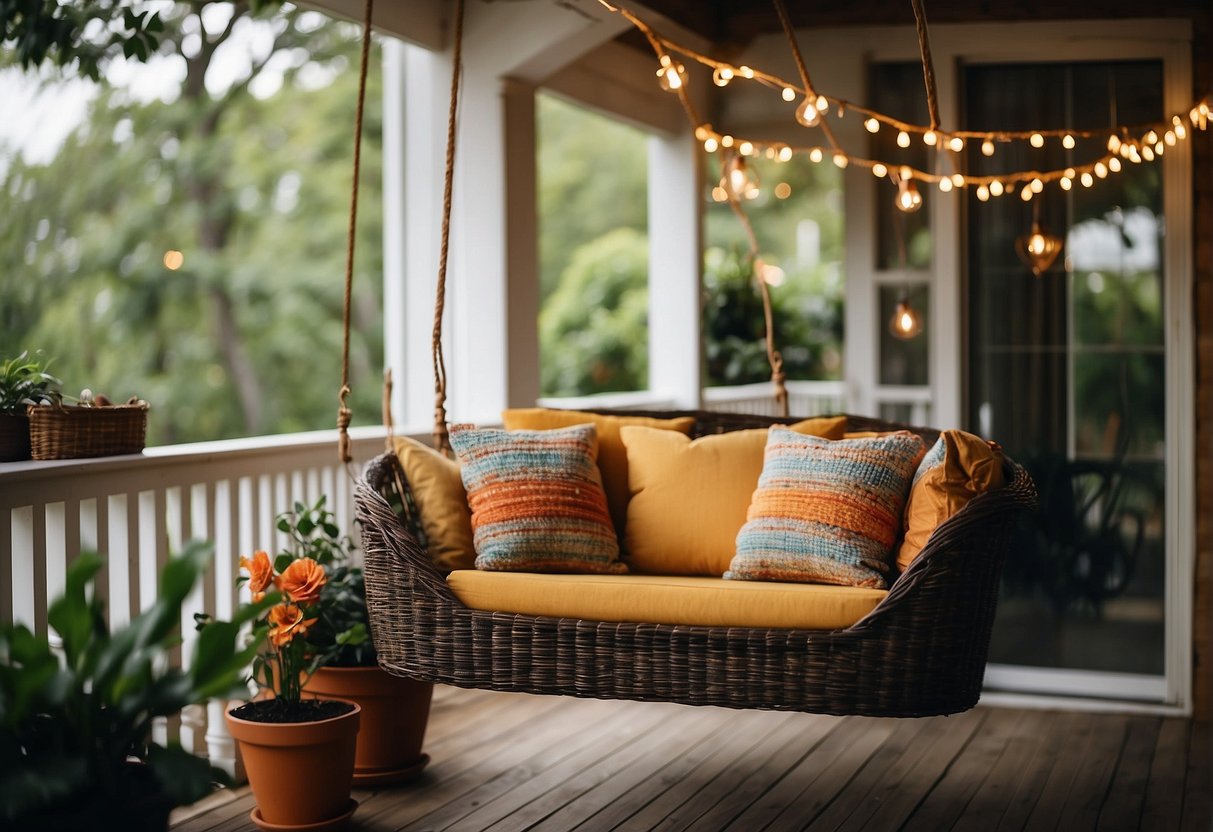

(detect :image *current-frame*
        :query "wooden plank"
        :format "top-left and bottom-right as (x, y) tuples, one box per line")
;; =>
(991, 709), (1076, 831)
(523, 705), (754, 832)
(844, 708), (989, 831)
(403, 699), (686, 832)
(1023, 710), (1104, 831)
(1181, 719), (1211, 830)
(762, 717), (901, 832)
(353, 696), (630, 828)
(1096, 716), (1162, 832)
(1054, 714), (1129, 829)
(910, 707), (1036, 832)
(801, 716), (938, 831)
(1141, 718), (1192, 829)
(616, 710), (815, 832)
(663, 713), (840, 831)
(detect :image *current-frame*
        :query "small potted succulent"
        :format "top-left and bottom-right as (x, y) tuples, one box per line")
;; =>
(0, 351), (59, 461)
(281, 497), (433, 785)
(0, 542), (263, 831)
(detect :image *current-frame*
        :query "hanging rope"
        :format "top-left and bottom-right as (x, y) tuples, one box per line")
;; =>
(723, 157), (788, 418)
(431, 0), (465, 457)
(337, 0), (375, 464)
(772, 0), (841, 153)
(909, 0), (941, 132)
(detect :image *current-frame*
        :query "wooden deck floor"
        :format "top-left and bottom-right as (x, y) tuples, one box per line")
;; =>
(173, 686), (1210, 831)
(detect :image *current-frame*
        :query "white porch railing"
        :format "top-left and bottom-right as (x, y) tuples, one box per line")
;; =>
(0, 425), (392, 775)
(538, 379), (850, 417)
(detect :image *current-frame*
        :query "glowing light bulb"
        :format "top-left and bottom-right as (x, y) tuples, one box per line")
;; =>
(1108, 157), (1121, 172)
(872, 162), (888, 178)
(990, 181), (1004, 197)
(1108, 134), (1122, 153)
(704, 137), (719, 152)
(833, 153), (849, 169)
(816, 96), (830, 112)
(712, 67), (734, 87)
(895, 176), (923, 213)
(1016, 221), (1064, 276)
(1155, 141), (1164, 155)
(949, 136), (964, 152)
(738, 65), (754, 79)
(721, 154), (759, 201)
(794, 96), (821, 127)
(981, 139), (995, 156)
(1020, 185), (1033, 201)
(1142, 145), (1155, 161)
(1128, 146), (1141, 163)
(889, 298), (923, 339)
(774, 182), (792, 199)
(1145, 129), (1158, 144)
(1081, 171), (1094, 187)
(1176, 123), (1187, 140)
(721, 135), (734, 148)
(782, 86), (796, 102)
(1094, 162), (1108, 178)
(1027, 232), (1047, 256)
(1165, 130), (1176, 146)
(865, 117), (880, 133)
(939, 177), (953, 193)
(976, 184), (990, 201)
(778, 146), (793, 162)
(1030, 133), (1044, 148)
(897, 130), (911, 148)
(1060, 176), (1072, 191)
(1030, 178), (1043, 193)
(163, 250), (184, 270)
(1064, 167), (1076, 178)
(923, 130), (938, 146)
(951, 173), (965, 187)
(809, 148), (823, 163)
(755, 258), (785, 285)
(738, 141), (754, 156)
(657, 59), (687, 92)
(711, 185), (728, 202)
(1062, 134), (1076, 149)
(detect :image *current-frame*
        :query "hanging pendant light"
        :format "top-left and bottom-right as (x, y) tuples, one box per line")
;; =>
(889, 293), (923, 339)
(895, 176), (923, 213)
(721, 153), (759, 201)
(1015, 221), (1064, 277)
(794, 95), (821, 127)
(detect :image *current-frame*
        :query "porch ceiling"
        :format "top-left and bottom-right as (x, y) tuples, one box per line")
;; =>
(633, 0), (1212, 46)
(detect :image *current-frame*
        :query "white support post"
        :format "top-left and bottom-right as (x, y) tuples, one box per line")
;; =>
(502, 79), (541, 409)
(646, 131), (703, 409)
(382, 38), (411, 429)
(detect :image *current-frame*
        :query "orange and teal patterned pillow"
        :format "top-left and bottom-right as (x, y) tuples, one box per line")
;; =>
(726, 428), (926, 589)
(449, 423), (626, 573)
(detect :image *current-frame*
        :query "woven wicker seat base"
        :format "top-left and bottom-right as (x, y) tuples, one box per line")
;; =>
(356, 412), (1036, 719)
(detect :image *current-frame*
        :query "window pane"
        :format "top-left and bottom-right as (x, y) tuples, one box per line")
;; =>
(870, 63), (931, 270)
(965, 60), (1166, 678)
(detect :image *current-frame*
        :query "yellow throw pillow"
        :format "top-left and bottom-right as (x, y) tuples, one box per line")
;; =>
(619, 416), (848, 575)
(393, 437), (475, 571)
(501, 408), (695, 540)
(897, 430), (1005, 572)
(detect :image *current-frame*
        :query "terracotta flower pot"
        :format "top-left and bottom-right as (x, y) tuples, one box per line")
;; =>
(305, 666), (433, 785)
(226, 700), (361, 831)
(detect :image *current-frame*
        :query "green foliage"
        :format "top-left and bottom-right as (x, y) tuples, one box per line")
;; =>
(0, 542), (266, 825)
(276, 496), (374, 667)
(0, 4), (384, 444)
(1, 0), (163, 80)
(540, 227), (648, 397)
(0, 349), (59, 411)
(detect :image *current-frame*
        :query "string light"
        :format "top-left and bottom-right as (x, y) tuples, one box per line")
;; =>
(976, 184), (990, 201)
(981, 139), (995, 156)
(778, 145), (793, 162)
(989, 180), (1004, 197)
(795, 96), (821, 127)
(809, 147), (823, 163)
(897, 130), (911, 148)
(923, 130), (938, 146)
(949, 136), (964, 152)
(833, 152), (849, 169)
(865, 117), (880, 133)
(656, 55), (687, 92)
(782, 86), (796, 102)
(1062, 134), (1076, 149)
(721, 153), (759, 201)
(1030, 132), (1044, 148)
(872, 162), (889, 177)
(896, 173), (924, 213)
(1094, 161), (1108, 178)
(712, 66), (734, 87)
(774, 182), (792, 199)
(704, 137), (719, 152)
(889, 296), (923, 339)
(939, 177), (953, 192)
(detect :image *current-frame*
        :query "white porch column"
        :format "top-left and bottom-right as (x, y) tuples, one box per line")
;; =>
(647, 131), (703, 408)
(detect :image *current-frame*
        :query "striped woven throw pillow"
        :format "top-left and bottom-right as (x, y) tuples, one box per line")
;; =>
(727, 428), (926, 589)
(449, 423), (625, 573)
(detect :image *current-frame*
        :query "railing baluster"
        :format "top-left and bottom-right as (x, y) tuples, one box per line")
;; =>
(1, 508), (12, 626)
(107, 494), (131, 629)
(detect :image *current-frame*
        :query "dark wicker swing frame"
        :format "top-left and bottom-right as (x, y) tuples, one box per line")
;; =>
(354, 410), (1037, 718)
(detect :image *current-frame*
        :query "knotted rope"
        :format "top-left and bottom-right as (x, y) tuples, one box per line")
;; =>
(910, 0), (941, 131)
(337, 0), (375, 464)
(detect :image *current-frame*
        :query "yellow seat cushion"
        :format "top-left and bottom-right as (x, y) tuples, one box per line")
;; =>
(446, 570), (886, 630)
(502, 408), (695, 540)
(393, 437), (475, 571)
(897, 429), (1005, 572)
(619, 416), (848, 576)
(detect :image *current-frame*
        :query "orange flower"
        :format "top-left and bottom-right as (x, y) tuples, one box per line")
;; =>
(278, 558), (326, 605)
(267, 603), (317, 648)
(240, 550), (274, 601)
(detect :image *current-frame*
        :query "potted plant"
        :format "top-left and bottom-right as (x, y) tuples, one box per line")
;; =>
(0, 351), (59, 461)
(0, 541), (264, 831)
(281, 497), (433, 785)
(223, 527), (362, 831)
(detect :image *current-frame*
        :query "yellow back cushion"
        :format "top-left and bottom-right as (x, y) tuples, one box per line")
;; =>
(501, 408), (695, 539)
(620, 416), (847, 575)
(393, 437), (475, 571)
(897, 430), (1005, 572)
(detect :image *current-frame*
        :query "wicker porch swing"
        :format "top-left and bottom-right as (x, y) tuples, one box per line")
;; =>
(342, 0), (1038, 717)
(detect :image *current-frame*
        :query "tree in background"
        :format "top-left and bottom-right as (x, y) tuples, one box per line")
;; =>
(0, 3), (383, 443)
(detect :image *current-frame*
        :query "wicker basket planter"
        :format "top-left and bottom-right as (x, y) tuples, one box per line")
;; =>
(27, 400), (149, 460)
(0, 412), (31, 462)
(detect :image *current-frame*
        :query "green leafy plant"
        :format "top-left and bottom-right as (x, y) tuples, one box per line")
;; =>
(0, 541), (268, 827)
(0, 351), (60, 412)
